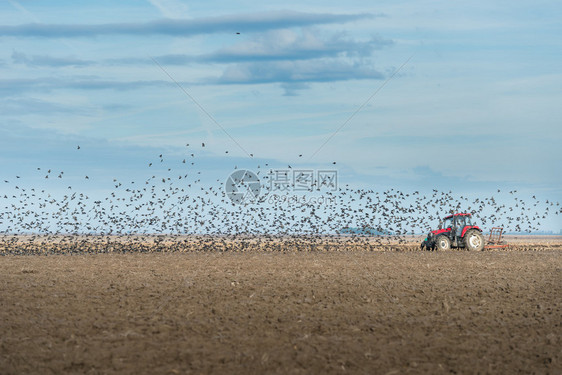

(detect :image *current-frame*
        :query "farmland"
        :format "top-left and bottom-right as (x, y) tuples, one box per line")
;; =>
(1, 237), (561, 374)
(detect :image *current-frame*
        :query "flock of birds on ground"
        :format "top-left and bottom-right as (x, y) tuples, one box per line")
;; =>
(1, 143), (560, 254)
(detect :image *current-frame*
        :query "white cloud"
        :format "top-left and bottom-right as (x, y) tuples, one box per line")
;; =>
(147, 0), (190, 19)
(204, 28), (392, 62)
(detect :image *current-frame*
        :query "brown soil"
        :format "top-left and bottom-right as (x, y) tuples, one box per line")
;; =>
(1, 245), (561, 374)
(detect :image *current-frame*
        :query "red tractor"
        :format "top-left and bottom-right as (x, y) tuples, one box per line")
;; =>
(421, 213), (485, 251)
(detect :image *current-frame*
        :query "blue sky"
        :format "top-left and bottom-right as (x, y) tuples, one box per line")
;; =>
(1, 0), (561, 231)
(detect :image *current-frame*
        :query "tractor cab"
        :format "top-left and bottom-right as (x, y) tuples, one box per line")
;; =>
(444, 214), (473, 237)
(440, 216), (452, 230)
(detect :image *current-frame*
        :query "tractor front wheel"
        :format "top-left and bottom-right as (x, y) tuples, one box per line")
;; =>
(464, 230), (485, 251)
(435, 235), (451, 250)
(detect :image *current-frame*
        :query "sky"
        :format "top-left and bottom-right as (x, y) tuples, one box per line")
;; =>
(1, 0), (561, 231)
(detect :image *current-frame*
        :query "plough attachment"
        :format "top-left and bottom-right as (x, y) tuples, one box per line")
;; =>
(486, 227), (509, 249)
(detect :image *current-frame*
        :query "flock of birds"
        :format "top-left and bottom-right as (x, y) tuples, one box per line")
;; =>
(1, 143), (560, 254)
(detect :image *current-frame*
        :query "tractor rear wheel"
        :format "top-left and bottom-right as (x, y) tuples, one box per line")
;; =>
(435, 235), (451, 250)
(464, 230), (485, 251)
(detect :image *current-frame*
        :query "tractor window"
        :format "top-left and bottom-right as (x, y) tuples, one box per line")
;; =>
(456, 216), (465, 227)
(465, 216), (472, 225)
(443, 217), (453, 229)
